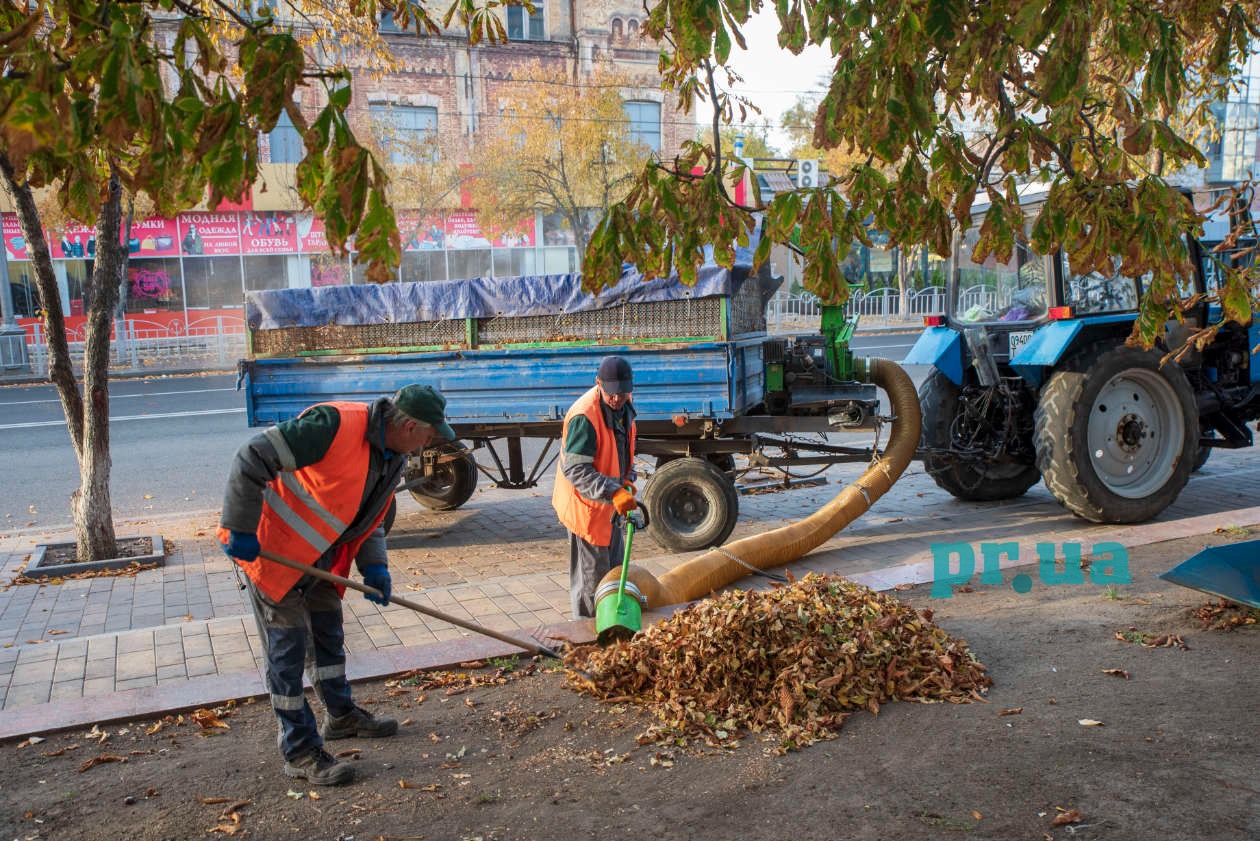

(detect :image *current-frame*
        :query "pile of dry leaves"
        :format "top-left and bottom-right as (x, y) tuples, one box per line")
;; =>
(564, 573), (991, 749)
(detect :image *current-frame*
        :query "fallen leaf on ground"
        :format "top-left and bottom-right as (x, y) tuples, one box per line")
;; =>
(17, 736), (45, 748)
(1101, 669), (1130, 679)
(191, 708), (231, 730)
(78, 754), (127, 773)
(972, 810), (983, 820)
(286, 790), (304, 800)
(1078, 719), (1105, 727)
(998, 708), (1022, 717)
(1051, 808), (1084, 826)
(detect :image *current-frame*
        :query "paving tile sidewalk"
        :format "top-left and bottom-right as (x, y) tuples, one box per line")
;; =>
(2, 447), (1258, 740)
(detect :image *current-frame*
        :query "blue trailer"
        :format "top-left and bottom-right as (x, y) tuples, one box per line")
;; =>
(240, 258), (885, 550)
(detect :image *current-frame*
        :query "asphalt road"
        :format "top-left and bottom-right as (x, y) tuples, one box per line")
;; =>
(0, 330), (924, 533)
(849, 331), (920, 360)
(0, 373), (254, 531)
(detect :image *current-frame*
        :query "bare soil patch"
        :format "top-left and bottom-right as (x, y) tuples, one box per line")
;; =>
(2, 531), (1257, 841)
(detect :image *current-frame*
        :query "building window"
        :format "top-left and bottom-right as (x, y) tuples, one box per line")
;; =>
(507, 2), (544, 40)
(623, 100), (661, 153)
(267, 110), (304, 164)
(369, 104), (438, 164)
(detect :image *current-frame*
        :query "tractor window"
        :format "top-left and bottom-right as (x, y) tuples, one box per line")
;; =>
(952, 234), (1048, 323)
(1059, 254), (1140, 314)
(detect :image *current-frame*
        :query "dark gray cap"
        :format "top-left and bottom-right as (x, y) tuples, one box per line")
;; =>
(597, 355), (633, 394)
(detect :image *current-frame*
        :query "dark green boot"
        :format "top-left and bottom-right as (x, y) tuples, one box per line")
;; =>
(321, 705), (399, 740)
(283, 746), (354, 786)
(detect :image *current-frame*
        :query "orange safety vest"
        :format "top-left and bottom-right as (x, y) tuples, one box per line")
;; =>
(219, 402), (388, 602)
(552, 386), (636, 547)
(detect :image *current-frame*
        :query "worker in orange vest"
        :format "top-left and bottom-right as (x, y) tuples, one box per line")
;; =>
(219, 384), (455, 785)
(552, 356), (639, 617)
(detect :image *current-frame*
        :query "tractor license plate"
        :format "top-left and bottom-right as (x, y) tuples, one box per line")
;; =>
(1007, 331), (1034, 356)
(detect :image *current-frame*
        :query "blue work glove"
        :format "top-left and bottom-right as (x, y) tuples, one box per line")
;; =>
(362, 564), (392, 605)
(222, 531), (261, 563)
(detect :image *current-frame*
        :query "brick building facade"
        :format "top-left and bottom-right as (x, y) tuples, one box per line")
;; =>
(2, 3), (690, 329)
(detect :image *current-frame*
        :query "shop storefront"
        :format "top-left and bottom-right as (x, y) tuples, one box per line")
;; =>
(3, 208), (582, 334)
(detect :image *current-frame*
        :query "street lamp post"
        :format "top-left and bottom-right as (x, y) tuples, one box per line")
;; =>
(0, 238), (31, 372)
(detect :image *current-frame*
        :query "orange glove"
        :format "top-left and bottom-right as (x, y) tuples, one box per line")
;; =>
(612, 486), (637, 515)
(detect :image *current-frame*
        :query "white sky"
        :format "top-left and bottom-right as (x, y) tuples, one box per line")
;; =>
(692, 9), (836, 155)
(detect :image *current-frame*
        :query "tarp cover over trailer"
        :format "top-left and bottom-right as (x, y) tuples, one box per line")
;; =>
(241, 252), (778, 428)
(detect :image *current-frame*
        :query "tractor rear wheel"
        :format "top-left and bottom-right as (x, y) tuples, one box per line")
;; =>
(1035, 345), (1197, 523)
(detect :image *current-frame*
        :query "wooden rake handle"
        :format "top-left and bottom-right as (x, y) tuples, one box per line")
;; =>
(256, 550), (562, 659)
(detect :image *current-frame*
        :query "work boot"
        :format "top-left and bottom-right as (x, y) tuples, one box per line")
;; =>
(321, 705), (399, 740)
(283, 746), (354, 786)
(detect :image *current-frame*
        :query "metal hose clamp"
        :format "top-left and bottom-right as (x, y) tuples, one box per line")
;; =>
(594, 579), (646, 606)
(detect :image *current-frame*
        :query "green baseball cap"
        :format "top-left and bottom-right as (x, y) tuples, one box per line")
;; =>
(393, 384), (457, 441)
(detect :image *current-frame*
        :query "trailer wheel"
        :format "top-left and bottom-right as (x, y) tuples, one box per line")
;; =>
(1035, 345), (1197, 523)
(642, 457), (739, 552)
(405, 447), (478, 511)
(919, 368), (1041, 501)
(654, 453), (738, 478)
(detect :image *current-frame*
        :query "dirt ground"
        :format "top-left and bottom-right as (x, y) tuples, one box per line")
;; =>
(2, 530), (1257, 841)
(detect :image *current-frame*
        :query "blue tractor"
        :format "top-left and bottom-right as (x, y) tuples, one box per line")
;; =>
(905, 189), (1259, 523)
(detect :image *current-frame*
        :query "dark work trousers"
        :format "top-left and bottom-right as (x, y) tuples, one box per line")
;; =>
(245, 576), (356, 760)
(569, 514), (625, 618)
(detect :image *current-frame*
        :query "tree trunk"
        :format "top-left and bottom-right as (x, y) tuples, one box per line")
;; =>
(895, 249), (909, 320)
(74, 174), (125, 562)
(0, 154), (121, 562)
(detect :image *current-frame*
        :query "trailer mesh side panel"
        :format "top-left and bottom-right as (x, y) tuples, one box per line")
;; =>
(728, 278), (767, 336)
(251, 290), (766, 356)
(476, 297), (724, 344)
(251, 319), (466, 356)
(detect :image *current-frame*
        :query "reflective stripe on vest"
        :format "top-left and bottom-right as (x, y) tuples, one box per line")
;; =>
(551, 386), (636, 547)
(239, 402), (375, 602)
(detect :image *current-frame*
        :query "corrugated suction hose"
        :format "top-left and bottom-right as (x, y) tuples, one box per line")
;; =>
(601, 358), (922, 611)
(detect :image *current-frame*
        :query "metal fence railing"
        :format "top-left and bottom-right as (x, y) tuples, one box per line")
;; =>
(766, 286), (946, 330)
(10, 284), (948, 378)
(23, 315), (248, 377)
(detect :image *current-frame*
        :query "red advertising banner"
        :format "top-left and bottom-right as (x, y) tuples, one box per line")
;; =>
(491, 216), (536, 248)
(178, 212), (241, 256)
(54, 221), (97, 259)
(399, 212), (446, 251)
(3, 213), (29, 260)
(125, 216), (180, 257)
(445, 210), (491, 249)
(241, 210), (299, 254)
(296, 213), (327, 254)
